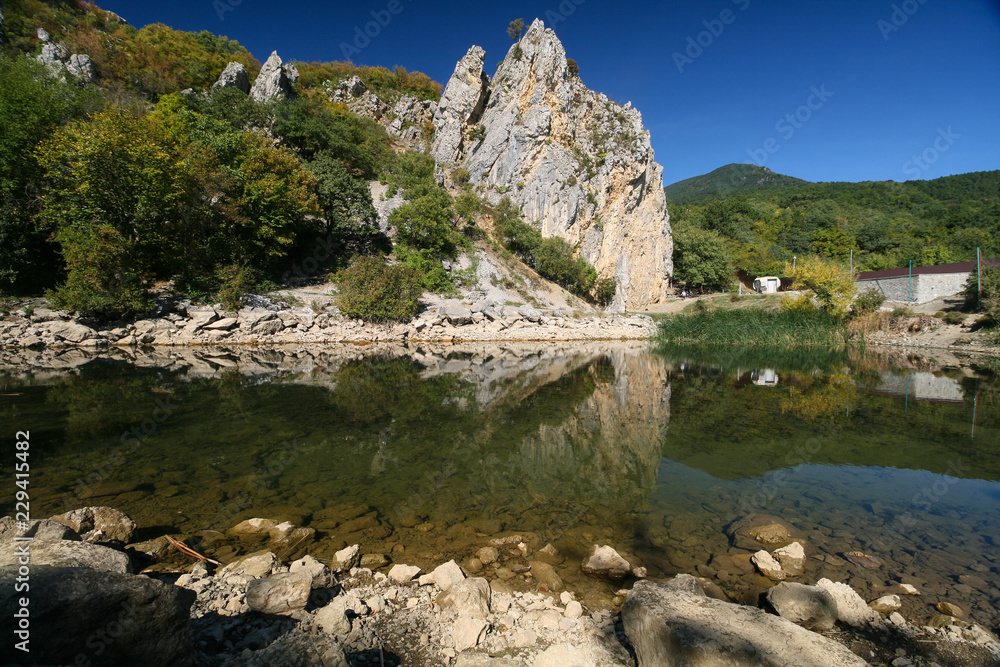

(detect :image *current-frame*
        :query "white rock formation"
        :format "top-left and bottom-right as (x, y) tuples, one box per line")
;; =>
(214, 61), (250, 94)
(250, 51), (298, 102)
(431, 19), (672, 310)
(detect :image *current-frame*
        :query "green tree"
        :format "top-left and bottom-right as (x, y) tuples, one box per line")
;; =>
(389, 188), (459, 259)
(535, 237), (597, 296)
(0, 55), (96, 294)
(335, 255), (423, 322)
(963, 265), (1000, 322)
(36, 109), (191, 311)
(306, 151), (388, 255)
(507, 18), (525, 41)
(672, 227), (732, 290)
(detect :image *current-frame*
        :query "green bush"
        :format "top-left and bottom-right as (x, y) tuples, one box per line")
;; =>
(852, 289), (886, 316)
(941, 311), (966, 325)
(964, 266), (1000, 323)
(335, 255), (423, 322)
(216, 264), (258, 312)
(595, 278), (617, 307)
(535, 237), (596, 296)
(389, 188), (460, 259)
(395, 247), (456, 295)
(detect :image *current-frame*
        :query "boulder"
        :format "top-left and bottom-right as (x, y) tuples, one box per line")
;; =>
(453, 616), (489, 652)
(214, 61), (250, 94)
(528, 560), (564, 592)
(44, 320), (97, 343)
(236, 631), (348, 667)
(751, 550), (786, 581)
(340, 75), (367, 97)
(773, 541), (805, 575)
(518, 304), (542, 322)
(622, 578), (867, 667)
(766, 582), (838, 631)
(428, 559), (466, 591)
(246, 571), (312, 615)
(0, 538), (131, 573)
(0, 565), (195, 666)
(816, 578), (882, 627)
(581, 544), (631, 579)
(437, 577), (491, 619)
(289, 554), (334, 589)
(250, 51), (298, 102)
(333, 544), (360, 571)
(477, 546), (499, 564)
(51, 506), (136, 545)
(0, 517), (78, 542)
(726, 514), (799, 550)
(388, 563), (421, 583)
(314, 600), (352, 635)
(440, 304), (474, 326)
(219, 550), (279, 579)
(869, 594), (902, 615)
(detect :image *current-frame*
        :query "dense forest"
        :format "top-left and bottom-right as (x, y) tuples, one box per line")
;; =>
(0, 0), (604, 319)
(666, 164), (1000, 290)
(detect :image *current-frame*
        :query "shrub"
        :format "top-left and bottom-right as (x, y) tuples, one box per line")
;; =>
(964, 266), (1000, 324)
(395, 247), (455, 294)
(942, 311), (966, 325)
(781, 294), (817, 313)
(452, 168), (470, 185)
(595, 278), (617, 307)
(335, 255), (423, 322)
(216, 264), (258, 312)
(852, 289), (886, 316)
(891, 307), (914, 317)
(389, 188), (460, 259)
(469, 125), (486, 143)
(567, 58), (579, 77)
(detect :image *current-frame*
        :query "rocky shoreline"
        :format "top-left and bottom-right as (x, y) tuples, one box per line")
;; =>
(0, 297), (658, 350)
(2, 509), (999, 667)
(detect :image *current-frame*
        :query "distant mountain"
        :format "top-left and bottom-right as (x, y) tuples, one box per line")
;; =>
(664, 164), (810, 205)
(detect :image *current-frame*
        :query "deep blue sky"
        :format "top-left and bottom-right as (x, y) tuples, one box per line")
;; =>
(97, 0), (1000, 186)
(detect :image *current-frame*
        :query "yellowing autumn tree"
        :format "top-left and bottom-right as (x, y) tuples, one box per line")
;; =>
(784, 256), (857, 317)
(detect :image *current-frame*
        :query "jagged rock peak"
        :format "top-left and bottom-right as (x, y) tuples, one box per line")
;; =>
(214, 61), (250, 94)
(431, 20), (672, 310)
(430, 46), (490, 166)
(250, 51), (298, 102)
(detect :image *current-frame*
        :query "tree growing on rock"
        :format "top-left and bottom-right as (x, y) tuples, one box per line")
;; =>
(507, 19), (525, 41)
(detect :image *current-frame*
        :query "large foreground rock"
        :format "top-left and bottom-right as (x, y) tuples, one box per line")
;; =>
(0, 537), (132, 573)
(622, 578), (867, 667)
(0, 565), (195, 666)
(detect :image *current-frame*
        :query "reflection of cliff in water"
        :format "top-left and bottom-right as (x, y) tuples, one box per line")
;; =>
(3, 342), (668, 538)
(477, 348), (668, 519)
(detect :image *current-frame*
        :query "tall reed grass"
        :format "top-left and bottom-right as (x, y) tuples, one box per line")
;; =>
(657, 308), (848, 348)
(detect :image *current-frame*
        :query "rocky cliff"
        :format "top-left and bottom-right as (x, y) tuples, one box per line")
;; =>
(431, 19), (673, 311)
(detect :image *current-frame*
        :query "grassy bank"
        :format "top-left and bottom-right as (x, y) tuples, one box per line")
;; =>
(657, 307), (848, 348)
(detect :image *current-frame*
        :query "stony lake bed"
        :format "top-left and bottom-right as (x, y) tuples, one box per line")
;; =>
(2, 340), (1000, 665)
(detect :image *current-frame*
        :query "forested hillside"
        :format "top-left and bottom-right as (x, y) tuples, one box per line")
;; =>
(667, 167), (1000, 289)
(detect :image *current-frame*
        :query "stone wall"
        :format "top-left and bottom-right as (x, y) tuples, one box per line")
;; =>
(857, 271), (969, 304)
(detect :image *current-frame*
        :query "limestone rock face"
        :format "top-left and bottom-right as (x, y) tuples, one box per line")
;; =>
(431, 20), (673, 310)
(66, 53), (96, 82)
(214, 61), (250, 94)
(250, 51), (298, 102)
(329, 77), (437, 152)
